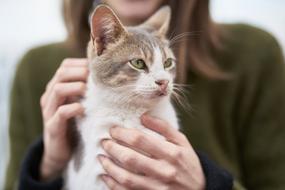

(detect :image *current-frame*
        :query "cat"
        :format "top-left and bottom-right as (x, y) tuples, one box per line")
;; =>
(64, 4), (179, 190)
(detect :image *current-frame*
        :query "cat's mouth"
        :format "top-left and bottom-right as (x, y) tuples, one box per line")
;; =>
(143, 89), (169, 99)
(156, 90), (168, 96)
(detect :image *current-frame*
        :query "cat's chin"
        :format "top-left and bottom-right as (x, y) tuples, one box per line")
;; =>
(141, 92), (170, 100)
(132, 94), (168, 109)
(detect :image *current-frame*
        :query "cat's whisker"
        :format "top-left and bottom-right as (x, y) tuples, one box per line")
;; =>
(171, 91), (192, 112)
(135, 88), (156, 92)
(123, 92), (142, 105)
(173, 87), (191, 91)
(173, 83), (192, 86)
(120, 93), (138, 104)
(113, 85), (158, 93)
(173, 84), (192, 95)
(168, 29), (177, 42)
(135, 92), (155, 95)
(173, 86), (190, 93)
(123, 90), (148, 102)
(169, 31), (202, 47)
(169, 38), (193, 48)
(173, 88), (189, 102)
(111, 84), (137, 90)
(169, 31), (202, 42)
(171, 86), (192, 112)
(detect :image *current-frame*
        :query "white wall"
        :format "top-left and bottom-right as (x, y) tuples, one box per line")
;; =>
(0, 0), (66, 188)
(0, 0), (284, 188)
(211, 0), (285, 54)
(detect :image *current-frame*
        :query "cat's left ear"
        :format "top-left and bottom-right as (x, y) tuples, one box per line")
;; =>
(141, 6), (171, 37)
(90, 5), (127, 56)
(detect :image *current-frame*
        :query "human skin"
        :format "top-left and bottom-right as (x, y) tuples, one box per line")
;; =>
(40, 0), (206, 189)
(98, 114), (205, 189)
(40, 59), (88, 181)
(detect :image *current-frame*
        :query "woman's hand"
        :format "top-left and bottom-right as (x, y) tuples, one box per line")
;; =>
(99, 114), (206, 190)
(40, 58), (89, 181)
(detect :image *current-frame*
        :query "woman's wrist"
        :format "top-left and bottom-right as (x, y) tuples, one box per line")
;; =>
(197, 152), (233, 190)
(19, 137), (64, 190)
(40, 152), (66, 182)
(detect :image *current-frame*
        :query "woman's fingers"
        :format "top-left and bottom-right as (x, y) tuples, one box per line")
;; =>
(41, 102), (84, 181)
(98, 155), (144, 189)
(54, 102), (84, 124)
(42, 59), (88, 107)
(98, 155), (160, 190)
(101, 139), (176, 182)
(42, 59), (87, 101)
(43, 82), (86, 119)
(110, 127), (181, 161)
(100, 175), (128, 190)
(46, 66), (89, 92)
(40, 58), (88, 181)
(61, 58), (88, 67)
(141, 114), (190, 147)
(45, 58), (87, 91)
(47, 102), (84, 134)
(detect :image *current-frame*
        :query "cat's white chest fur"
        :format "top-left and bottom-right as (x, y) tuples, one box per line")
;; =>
(64, 80), (179, 190)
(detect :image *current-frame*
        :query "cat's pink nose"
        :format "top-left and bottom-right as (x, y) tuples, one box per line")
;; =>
(155, 80), (169, 92)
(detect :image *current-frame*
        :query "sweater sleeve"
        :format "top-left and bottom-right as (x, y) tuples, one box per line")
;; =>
(237, 32), (285, 189)
(5, 50), (46, 190)
(197, 152), (233, 190)
(19, 137), (63, 190)
(5, 54), (33, 190)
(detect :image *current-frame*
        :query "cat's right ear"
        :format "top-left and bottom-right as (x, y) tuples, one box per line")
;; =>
(90, 5), (127, 56)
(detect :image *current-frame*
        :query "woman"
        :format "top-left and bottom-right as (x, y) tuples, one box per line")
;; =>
(5, 0), (285, 189)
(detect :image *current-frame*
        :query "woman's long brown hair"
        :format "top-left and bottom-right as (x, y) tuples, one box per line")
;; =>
(63, 0), (227, 83)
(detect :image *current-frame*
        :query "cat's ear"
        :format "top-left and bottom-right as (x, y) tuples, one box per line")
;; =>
(90, 5), (127, 56)
(141, 6), (171, 37)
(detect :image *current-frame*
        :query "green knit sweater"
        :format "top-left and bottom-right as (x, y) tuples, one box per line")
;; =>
(5, 24), (285, 190)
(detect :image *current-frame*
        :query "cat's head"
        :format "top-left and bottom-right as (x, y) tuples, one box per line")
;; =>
(88, 5), (175, 106)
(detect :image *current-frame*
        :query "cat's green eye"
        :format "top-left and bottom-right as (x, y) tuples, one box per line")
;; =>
(164, 58), (174, 69)
(130, 59), (147, 70)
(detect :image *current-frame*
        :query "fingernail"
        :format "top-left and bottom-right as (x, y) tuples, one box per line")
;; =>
(141, 113), (146, 119)
(97, 154), (105, 162)
(141, 114), (150, 123)
(109, 126), (117, 134)
(142, 112), (148, 116)
(99, 174), (109, 181)
(100, 139), (108, 147)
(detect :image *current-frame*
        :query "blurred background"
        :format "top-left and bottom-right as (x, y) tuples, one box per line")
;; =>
(0, 0), (284, 188)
